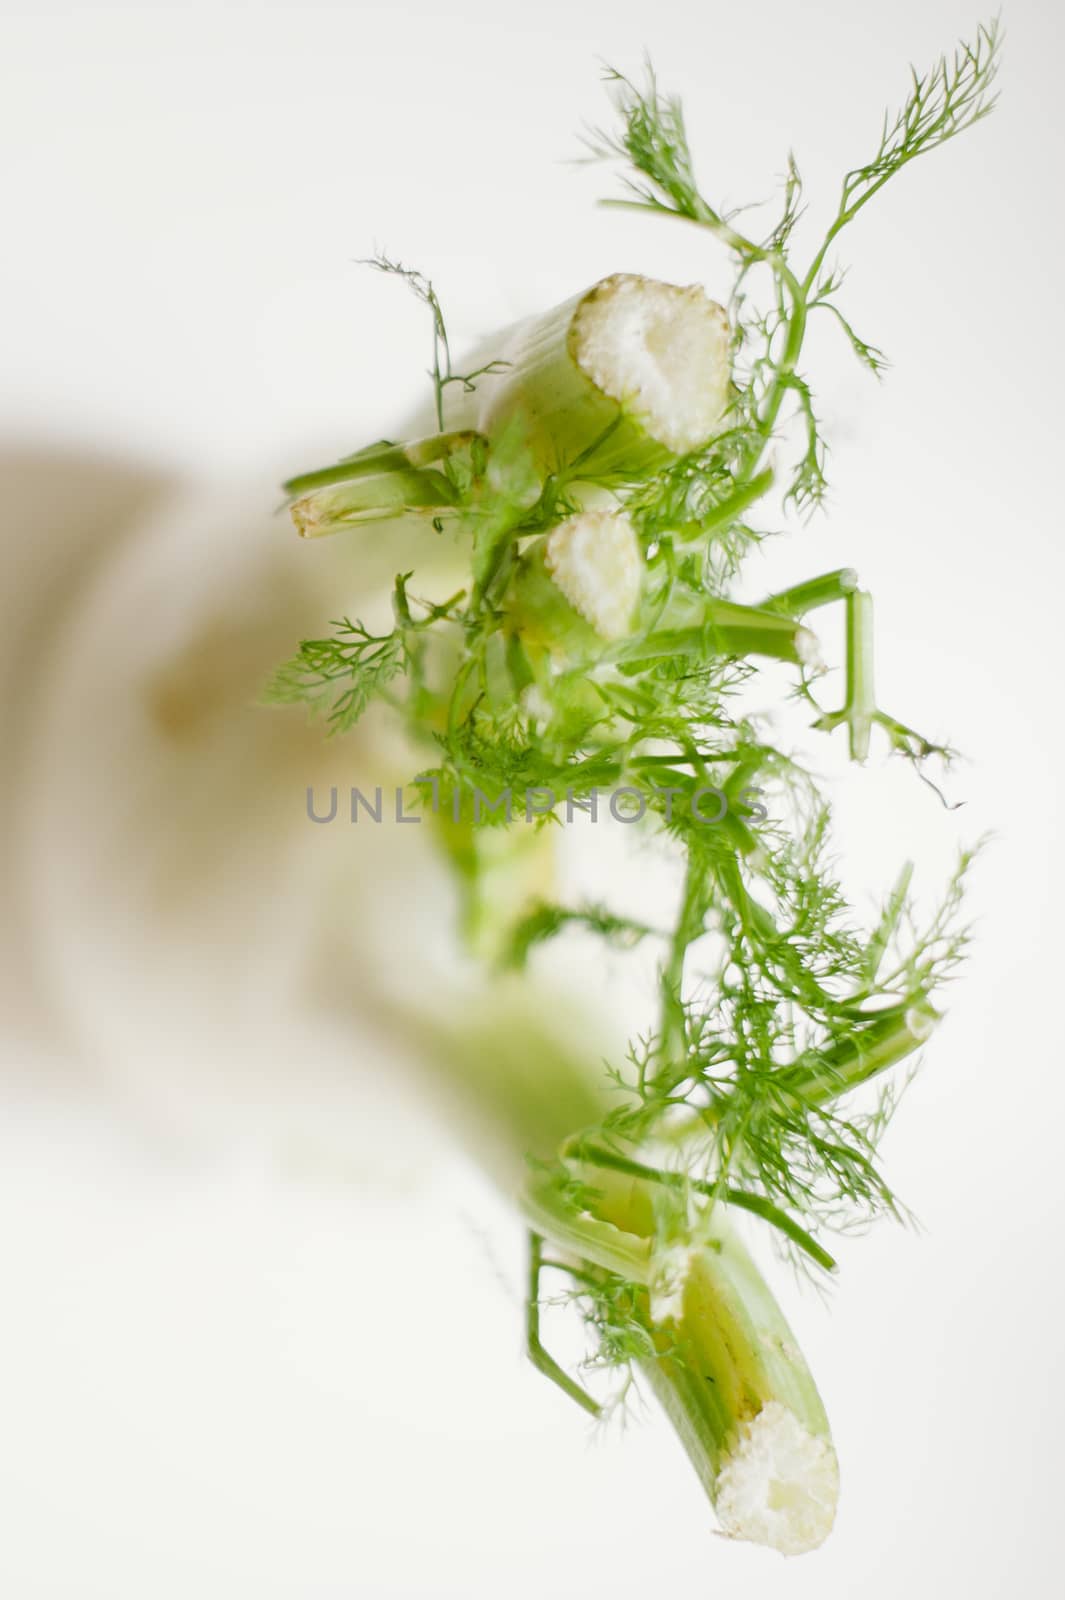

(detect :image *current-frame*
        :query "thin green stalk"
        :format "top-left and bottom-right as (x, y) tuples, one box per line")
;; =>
(762, 568), (859, 616)
(568, 1142), (837, 1271)
(527, 1232), (602, 1417)
(658, 851), (707, 1068)
(812, 588), (877, 761)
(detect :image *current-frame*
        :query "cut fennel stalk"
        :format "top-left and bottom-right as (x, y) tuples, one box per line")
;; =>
(401, 999), (841, 1555)
(286, 272), (733, 542)
(526, 1157), (839, 1554)
(449, 273), (733, 472)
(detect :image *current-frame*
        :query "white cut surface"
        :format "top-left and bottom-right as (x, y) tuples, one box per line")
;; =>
(714, 1402), (840, 1557)
(795, 625), (823, 668)
(648, 1242), (695, 1325)
(544, 510), (642, 640)
(573, 275), (731, 454)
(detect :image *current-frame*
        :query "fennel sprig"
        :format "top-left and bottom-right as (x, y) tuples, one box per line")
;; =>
(593, 16), (1000, 514)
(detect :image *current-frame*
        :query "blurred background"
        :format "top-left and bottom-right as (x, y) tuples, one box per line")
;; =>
(2, 0), (1062, 1594)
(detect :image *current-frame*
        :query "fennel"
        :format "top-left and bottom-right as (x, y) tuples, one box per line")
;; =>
(268, 19), (998, 1556)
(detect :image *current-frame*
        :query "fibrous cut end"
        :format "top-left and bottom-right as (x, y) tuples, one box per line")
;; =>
(714, 1402), (840, 1557)
(571, 274), (731, 455)
(544, 510), (642, 640)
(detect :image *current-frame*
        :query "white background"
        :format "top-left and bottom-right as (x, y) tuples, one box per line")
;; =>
(2, 0), (1063, 1595)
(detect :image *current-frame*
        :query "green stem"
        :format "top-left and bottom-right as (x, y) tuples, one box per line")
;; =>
(658, 852), (706, 1068)
(762, 567), (859, 616)
(843, 589), (876, 762)
(283, 431), (481, 497)
(745, 265), (809, 475)
(678, 467), (775, 538)
(526, 1232), (602, 1417)
(568, 1142), (837, 1272)
(289, 467), (458, 537)
(523, 1171), (653, 1283)
(781, 1000), (938, 1107)
(606, 601), (818, 669)
(808, 586), (877, 760)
